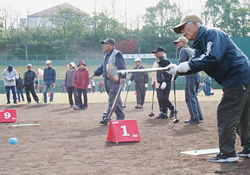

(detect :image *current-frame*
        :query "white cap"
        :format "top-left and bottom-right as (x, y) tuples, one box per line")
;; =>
(134, 57), (141, 62)
(46, 60), (52, 64)
(69, 62), (76, 67)
(27, 64), (32, 67)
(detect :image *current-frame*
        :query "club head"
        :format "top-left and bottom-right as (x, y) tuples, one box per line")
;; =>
(148, 113), (155, 117)
(173, 118), (179, 124)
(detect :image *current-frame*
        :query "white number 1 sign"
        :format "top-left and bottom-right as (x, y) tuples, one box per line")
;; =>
(121, 125), (130, 136)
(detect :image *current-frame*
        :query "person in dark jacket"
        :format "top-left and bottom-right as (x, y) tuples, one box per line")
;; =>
(128, 57), (149, 109)
(16, 72), (25, 102)
(23, 64), (39, 103)
(168, 15), (250, 162)
(43, 60), (56, 104)
(74, 60), (90, 110)
(92, 37), (126, 124)
(64, 62), (77, 108)
(173, 36), (203, 123)
(153, 47), (177, 119)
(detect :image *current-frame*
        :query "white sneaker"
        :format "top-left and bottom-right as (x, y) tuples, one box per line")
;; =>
(42, 101), (46, 104)
(49, 102), (53, 104)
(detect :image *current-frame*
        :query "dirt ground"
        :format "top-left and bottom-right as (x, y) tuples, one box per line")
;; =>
(0, 99), (249, 175)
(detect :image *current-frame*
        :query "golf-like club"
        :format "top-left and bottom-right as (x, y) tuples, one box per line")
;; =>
(101, 84), (123, 125)
(123, 84), (130, 108)
(148, 82), (155, 117)
(173, 80), (179, 124)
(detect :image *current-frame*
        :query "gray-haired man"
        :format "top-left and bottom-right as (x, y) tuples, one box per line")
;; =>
(168, 15), (250, 163)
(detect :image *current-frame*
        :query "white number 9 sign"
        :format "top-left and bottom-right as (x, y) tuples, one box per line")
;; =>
(4, 112), (11, 119)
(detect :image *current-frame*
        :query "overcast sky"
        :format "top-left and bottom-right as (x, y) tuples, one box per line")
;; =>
(0, 0), (206, 27)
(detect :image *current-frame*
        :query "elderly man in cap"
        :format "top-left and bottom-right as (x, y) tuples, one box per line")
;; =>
(1, 65), (19, 104)
(64, 62), (77, 108)
(153, 47), (177, 119)
(43, 60), (56, 104)
(128, 57), (149, 109)
(23, 64), (39, 104)
(92, 37), (126, 124)
(173, 36), (203, 124)
(167, 15), (250, 162)
(74, 60), (89, 110)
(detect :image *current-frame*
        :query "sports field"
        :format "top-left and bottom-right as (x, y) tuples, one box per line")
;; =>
(0, 90), (249, 175)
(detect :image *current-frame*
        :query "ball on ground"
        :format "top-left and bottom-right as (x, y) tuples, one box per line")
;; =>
(8, 138), (18, 145)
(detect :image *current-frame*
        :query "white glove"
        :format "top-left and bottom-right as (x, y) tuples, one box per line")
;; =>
(161, 82), (167, 90)
(128, 80), (131, 86)
(145, 83), (148, 88)
(166, 64), (178, 75)
(177, 61), (191, 73)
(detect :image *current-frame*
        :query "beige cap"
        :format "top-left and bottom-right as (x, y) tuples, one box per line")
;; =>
(69, 62), (76, 67)
(173, 15), (202, 34)
(173, 36), (188, 44)
(134, 57), (141, 62)
(46, 60), (52, 64)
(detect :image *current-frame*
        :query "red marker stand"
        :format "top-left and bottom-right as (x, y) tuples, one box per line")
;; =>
(106, 120), (141, 144)
(0, 109), (17, 123)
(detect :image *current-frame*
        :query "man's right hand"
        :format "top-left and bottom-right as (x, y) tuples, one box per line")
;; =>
(92, 73), (95, 78)
(43, 82), (45, 85)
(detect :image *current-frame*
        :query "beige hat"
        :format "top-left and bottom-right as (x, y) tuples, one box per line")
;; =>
(69, 62), (76, 67)
(173, 36), (188, 44)
(173, 15), (202, 34)
(134, 57), (141, 62)
(46, 60), (52, 64)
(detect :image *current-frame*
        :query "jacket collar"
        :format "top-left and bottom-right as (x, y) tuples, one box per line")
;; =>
(106, 48), (114, 56)
(158, 56), (165, 63)
(192, 26), (207, 48)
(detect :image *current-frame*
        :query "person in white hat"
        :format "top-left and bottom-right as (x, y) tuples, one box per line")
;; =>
(64, 62), (77, 108)
(128, 57), (149, 109)
(23, 64), (39, 104)
(173, 36), (203, 124)
(167, 15), (250, 163)
(43, 60), (56, 104)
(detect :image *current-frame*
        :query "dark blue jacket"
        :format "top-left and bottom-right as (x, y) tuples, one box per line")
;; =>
(188, 26), (250, 89)
(157, 56), (172, 83)
(44, 67), (56, 83)
(94, 48), (126, 80)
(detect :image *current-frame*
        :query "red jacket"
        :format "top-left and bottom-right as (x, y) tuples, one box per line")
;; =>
(74, 68), (90, 89)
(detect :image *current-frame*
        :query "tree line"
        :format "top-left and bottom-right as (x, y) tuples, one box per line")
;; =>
(0, 0), (249, 60)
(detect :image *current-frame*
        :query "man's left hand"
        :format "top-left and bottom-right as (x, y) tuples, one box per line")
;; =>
(53, 83), (55, 87)
(145, 83), (148, 88)
(177, 61), (191, 73)
(120, 78), (125, 85)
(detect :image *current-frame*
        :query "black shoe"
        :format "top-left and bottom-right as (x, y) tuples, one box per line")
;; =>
(100, 117), (110, 125)
(157, 113), (168, 119)
(82, 106), (87, 110)
(208, 152), (239, 163)
(14, 101), (17, 104)
(7, 102), (10, 104)
(184, 119), (200, 124)
(237, 148), (250, 158)
(169, 110), (178, 118)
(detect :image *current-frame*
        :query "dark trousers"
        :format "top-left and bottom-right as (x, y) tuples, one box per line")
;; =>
(76, 89), (87, 109)
(5, 86), (17, 103)
(135, 82), (146, 105)
(156, 81), (174, 114)
(217, 83), (250, 155)
(67, 87), (76, 106)
(17, 88), (25, 102)
(205, 81), (211, 96)
(104, 78), (124, 120)
(24, 84), (39, 103)
(185, 76), (203, 121)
